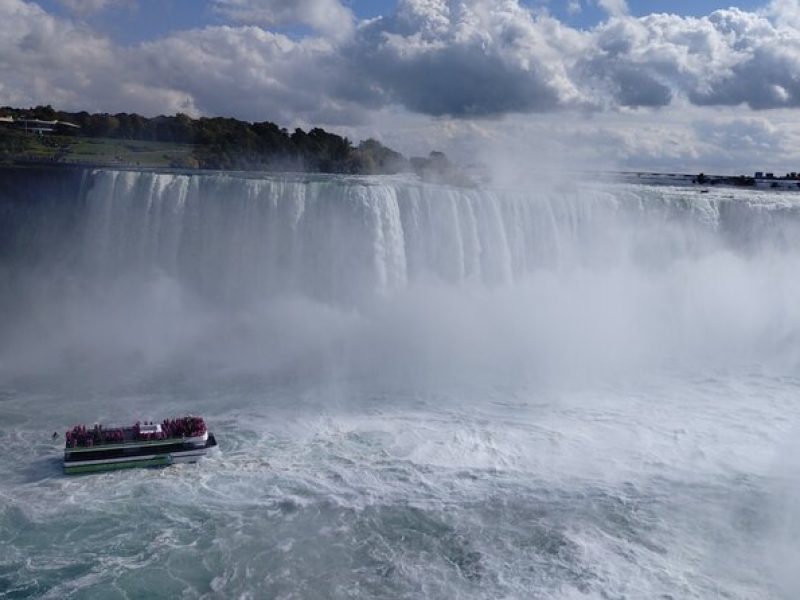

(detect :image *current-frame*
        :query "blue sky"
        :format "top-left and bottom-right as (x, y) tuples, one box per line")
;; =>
(3, 0), (800, 173)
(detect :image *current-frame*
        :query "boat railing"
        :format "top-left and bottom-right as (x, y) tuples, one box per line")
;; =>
(65, 416), (207, 449)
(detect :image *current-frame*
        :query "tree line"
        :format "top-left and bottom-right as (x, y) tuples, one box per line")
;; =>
(0, 105), (464, 180)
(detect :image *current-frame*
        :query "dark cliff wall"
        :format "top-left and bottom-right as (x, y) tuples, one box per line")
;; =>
(0, 165), (88, 265)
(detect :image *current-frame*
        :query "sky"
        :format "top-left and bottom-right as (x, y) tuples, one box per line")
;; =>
(2, 0), (800, 173)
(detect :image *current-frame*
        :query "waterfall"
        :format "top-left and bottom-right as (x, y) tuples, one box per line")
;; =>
(26, 169), (789, 306)
(2, 167), (800, 377)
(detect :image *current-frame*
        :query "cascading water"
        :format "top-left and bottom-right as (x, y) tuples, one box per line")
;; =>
(1, 168), (799, 599)
(53, 170), (800, 299)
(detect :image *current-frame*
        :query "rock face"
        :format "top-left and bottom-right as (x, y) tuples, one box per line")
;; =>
(0, 165), (86, 264)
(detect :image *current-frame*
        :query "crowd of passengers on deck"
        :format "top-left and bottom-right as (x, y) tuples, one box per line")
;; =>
(65, 417), (207, 448)
(65, 425), (123, 448)
(157, 417), (207, 440)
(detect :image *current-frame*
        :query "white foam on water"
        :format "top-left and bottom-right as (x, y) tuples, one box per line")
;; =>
(1, 172), (799, 598)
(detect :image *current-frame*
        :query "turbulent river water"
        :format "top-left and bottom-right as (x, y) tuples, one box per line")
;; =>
(1, 169), (800, 599)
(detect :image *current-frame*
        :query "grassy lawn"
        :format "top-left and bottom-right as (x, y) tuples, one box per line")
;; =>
(0, 130), (197, 168)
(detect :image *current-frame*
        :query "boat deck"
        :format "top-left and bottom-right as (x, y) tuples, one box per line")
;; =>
(65, 417), (207, 451)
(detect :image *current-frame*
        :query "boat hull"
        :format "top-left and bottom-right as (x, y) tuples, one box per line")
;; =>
(64, 434), (217, 474)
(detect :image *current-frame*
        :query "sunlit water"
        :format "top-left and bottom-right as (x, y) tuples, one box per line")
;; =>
(1, 171), (799, 598)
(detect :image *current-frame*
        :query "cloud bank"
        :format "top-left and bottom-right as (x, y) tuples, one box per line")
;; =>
(3, 0), (800, 169)
(4, 0), (800, 119)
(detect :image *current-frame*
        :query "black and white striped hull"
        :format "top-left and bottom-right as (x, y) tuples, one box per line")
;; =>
(64, 434), (217, 474)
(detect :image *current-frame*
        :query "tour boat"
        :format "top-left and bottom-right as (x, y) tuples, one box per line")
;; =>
(63, 416), (217, 474)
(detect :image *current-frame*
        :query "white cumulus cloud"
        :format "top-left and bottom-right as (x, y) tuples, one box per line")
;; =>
(596, 0), (628, 17)
(133, 25), (362, 124)
(56, 0), (133, 15)
(344, 0), (590, 116)
(212, 0), (354, 40)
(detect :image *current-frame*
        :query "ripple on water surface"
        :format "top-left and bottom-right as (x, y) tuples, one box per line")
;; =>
(0, 372), (796, 598)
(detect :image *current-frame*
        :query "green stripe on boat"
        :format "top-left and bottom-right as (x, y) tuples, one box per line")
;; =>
(64, 456), (171, 474)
